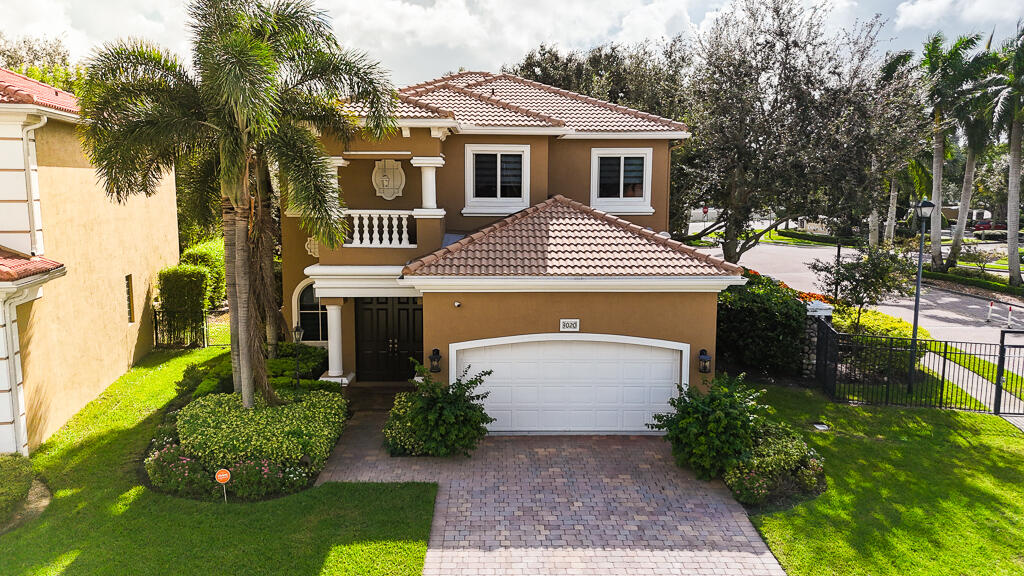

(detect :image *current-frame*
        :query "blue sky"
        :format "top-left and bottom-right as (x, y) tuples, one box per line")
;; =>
(2, 0), (1023, 86)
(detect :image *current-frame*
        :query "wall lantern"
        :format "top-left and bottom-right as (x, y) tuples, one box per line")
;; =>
(292, 324), (304, 343)
(698, 349), (712, 374)
(428, 348), (442, 373)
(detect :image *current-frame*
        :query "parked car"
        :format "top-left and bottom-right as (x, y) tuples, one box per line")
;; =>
(973, 220), (1007, 232)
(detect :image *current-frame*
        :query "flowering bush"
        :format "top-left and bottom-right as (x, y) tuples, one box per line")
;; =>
(724, 464), (772, 505)
(226, 459), (313, 499)
(145, 444), (217, 500)
(797, 291), (832, 304)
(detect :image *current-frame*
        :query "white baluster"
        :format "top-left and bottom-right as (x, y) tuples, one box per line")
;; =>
(399, 214), (408, 246)
(387, 214), (397, 246)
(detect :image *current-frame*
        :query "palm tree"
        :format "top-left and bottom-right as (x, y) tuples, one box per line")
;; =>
(946, 77), (996, 269)
(921, 33), (988, 268)
(77, 0), (395, 406)
(988, 22), (1024, 286)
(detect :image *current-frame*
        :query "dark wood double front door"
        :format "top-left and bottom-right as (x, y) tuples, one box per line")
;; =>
(355, 297), (424, 382)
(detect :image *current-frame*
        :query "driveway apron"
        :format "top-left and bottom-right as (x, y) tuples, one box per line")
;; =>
(317, 412), (786, 576)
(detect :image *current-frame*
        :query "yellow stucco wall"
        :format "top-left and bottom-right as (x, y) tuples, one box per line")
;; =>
(17, 119), (178, 448)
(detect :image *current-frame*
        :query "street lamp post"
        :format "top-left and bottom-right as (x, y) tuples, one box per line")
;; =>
(909, 199), (936, 391)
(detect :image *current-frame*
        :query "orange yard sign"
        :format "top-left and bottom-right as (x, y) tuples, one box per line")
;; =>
(216, 469), (231, 484)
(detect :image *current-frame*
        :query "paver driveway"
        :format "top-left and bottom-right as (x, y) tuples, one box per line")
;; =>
(318, 412), (785, 576)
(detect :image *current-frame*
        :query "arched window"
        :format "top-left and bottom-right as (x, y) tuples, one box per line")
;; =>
(298, 283), (327, 342)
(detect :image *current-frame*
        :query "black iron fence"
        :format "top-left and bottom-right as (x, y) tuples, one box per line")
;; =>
(153, 309), (207, 348)
(816, 319), (1024, 415)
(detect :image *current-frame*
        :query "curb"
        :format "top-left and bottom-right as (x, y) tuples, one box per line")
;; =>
(921, 280), (1021, 308)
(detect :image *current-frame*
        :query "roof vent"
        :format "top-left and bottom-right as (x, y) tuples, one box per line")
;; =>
(491, 88), (496, 96)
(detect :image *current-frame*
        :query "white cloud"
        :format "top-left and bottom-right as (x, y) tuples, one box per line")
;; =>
(894, 0), (1024, 31)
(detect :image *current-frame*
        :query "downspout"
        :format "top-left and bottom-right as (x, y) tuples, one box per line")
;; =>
(22, 116), (47, 256)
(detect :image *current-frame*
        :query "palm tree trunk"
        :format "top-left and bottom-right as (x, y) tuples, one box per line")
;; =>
(930, 121), (944, 268)
(257, 160), (279, 360)
(222, 201), (241, 394)
(947, 147), (978, 271)
(884, 179), (899, 243)
(234, 194), (255, 408)
(1008, 118), (1022, 287)
(868, 209), (879, 247)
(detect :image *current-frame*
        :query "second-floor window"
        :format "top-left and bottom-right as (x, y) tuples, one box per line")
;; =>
(590, 148), (654, 215)
(464, 144), (531, 215)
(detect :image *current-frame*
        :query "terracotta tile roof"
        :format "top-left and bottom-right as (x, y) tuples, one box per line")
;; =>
(0, 247), (64, 281)
(343, 96), (451, 119)
(463, 75), (687, 132)
(403, 195), (741, 277)
(0, 67), (78, 114)
(403, 84), (563, 127)
(368, 70), (686, 134)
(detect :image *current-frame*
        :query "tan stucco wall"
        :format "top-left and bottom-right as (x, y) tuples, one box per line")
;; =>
(17, 119), (178, 448)
(422, 291), (718, 389)
(547, 139), (670, 231)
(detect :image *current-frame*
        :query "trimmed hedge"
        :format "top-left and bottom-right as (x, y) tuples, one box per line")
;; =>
(923, 269), (1024, 296)
(717, 271), (806, 375)
(777, 229), (861, 246)
(181, 239), (226, 308)
(192, 343), (328, 399)
(833, 309), (931, 376)
(177, 391), (347, 470)
(158, 264), (209, 314)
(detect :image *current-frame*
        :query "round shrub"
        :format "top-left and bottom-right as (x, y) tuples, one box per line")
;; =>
(723, 421), (826, 506)
(144, 444), (218, 500)
(181, 239), (226, 308)
(158, 264), (210, 314)
(717, 271), (806, 374)
(648, 374), (766, 479)
(383, 363), (494, 457)
(177, 391), (347, 470)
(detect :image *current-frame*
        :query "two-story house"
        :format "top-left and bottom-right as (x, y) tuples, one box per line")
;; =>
(282, 71), (743, 434)
(0, 68), (177, 454)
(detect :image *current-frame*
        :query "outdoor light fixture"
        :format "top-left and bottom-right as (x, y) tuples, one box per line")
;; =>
(698, 349), (712, 374)
(908, 198), (935, 392)
(428, 348), (442, 373)
(292, 324), (304, 388)
(914, 199), (936, 220)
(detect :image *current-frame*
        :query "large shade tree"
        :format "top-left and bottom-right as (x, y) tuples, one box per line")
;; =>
(77, 0), (395, 406)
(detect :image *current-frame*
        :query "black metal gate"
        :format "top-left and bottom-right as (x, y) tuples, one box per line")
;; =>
(815, 319), (1024, 415)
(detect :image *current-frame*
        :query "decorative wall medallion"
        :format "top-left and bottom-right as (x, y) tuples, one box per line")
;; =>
(304, 236), (319, 258)
(372, 159), (406, 200)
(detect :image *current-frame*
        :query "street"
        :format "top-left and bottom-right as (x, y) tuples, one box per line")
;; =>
(697, 242), (1013, 344)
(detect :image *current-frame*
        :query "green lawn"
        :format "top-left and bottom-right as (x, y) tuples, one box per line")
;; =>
(755, 384), (1024, 576)
(0, 347), (435, 576)
(0, 454), (33, 527)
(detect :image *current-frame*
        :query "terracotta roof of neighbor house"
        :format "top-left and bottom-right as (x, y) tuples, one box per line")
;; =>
(0, 67), (79, 114)
(365, 71), (686, 133)
(0, 247), (64, 281)
(403, 195), (741, 277)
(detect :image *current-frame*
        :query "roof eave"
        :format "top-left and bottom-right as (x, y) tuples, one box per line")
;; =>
(0, 103), (80, 123)
(559, 130), (691, 140)
(0, 264), (67, 293)
(397, 275), (747, 293)
(456, 124), (572, 135)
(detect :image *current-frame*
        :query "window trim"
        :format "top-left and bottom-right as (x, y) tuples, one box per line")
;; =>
(463, 144), (531, 216)
(125, 274), (135, 324)
(292, 279), (328, 345)
(589, 147), (654, 215)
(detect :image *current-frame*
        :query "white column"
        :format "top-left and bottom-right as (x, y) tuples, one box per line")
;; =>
(410, 156), (445, 210)
(326, 304), (343, 378)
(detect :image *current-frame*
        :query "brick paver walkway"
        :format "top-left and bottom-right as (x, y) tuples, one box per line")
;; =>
(317, 412), (786, 576)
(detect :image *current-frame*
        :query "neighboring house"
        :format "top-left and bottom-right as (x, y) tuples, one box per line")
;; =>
(0, 68), (177, 454)
(282, 71), (743, 433)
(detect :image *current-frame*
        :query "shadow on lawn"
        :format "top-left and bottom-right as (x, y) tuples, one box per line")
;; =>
(755, 383), (1024, 575)
(0, 349), (435, 576)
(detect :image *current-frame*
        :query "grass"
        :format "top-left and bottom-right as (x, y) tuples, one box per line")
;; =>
(0, 347), (436, 575)
(941, 345), (1024, 403)
(754, 384), (1024, 576)
(760, 230), (830, 247)
(831, 367), (987, 411)
(0, 454), (33, 527)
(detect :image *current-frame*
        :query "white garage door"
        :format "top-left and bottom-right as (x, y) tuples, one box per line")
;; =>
(455, 337), (685, 433)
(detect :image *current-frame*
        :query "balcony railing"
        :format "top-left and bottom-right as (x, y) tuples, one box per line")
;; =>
(344, 209), (417, 248)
